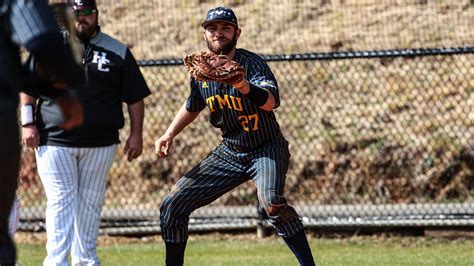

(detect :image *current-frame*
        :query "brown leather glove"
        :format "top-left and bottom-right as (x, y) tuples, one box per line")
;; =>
(183, 51), (246, 85)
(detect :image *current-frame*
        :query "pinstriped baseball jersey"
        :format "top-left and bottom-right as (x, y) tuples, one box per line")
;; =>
(161, 7), (314, 264)
(186, 48), (285, 148)
(161, 48), (305, 245)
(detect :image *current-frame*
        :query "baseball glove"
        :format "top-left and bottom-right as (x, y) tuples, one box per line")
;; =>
(183, 51), (246, 85)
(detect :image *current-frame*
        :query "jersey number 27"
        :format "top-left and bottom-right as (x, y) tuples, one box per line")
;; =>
(238, 113), (259, 132)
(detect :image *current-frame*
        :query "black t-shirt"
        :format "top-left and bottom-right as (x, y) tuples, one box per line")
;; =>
(23, 30), (151, 147)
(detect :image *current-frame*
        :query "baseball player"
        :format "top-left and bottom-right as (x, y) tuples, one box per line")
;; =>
(0, 0), (83, 264)
(155, 7), (315, 266)
(20, 0), (151, 265)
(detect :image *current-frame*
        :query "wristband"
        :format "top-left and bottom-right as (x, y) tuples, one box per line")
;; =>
(20, 104), (35, 127)
(244, 84), (269, 107)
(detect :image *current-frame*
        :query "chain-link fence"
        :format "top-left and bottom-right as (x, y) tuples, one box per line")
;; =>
(18, 48), (474, 233)
(17, 1), (474, 234)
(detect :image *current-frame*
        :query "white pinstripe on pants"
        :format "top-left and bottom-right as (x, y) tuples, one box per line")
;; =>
(36, 145), (117, 266)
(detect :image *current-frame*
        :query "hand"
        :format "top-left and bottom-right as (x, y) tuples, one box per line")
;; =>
(124, 133), (143, 162)
(155, 134), (173, 159)
(22, 125), (40, 149)
(232, 78), (249, 94)
(56, 93), (84, 130)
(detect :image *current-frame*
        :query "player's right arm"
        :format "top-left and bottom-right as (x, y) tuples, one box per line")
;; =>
(154, 103), (200, 158)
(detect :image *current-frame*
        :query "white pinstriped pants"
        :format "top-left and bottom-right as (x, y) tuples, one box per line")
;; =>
(36, 145), (117, 266)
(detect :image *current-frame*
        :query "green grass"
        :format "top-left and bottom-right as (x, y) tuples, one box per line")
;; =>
(16, 236), (474, 266)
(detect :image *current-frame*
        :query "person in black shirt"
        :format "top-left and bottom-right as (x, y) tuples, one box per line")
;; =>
(0, 0), (83, 264)
(155, 6), (315, 266)
(20, 0), (150, 265)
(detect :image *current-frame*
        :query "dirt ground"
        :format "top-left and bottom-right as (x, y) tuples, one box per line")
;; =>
(14, 231), (162, 246)
(14, 231), (267, 246)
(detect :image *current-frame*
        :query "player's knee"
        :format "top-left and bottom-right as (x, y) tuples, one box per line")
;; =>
(258, 193), (285, 216)
(160, 194), (175, 214)
(160, 184), (182, 212)
(266, 203), (286, 216)
(159, 197), (174, 222)
(159, 190), (188, 223)
(265, 203), (299, 224)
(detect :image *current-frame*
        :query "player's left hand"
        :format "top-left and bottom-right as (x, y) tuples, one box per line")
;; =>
(124, 133), (143, 162)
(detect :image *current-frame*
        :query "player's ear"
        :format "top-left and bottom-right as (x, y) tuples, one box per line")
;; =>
(236, 28), (241, 40)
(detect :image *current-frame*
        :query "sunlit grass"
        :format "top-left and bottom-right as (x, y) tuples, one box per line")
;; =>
(17, 235), (474, 266)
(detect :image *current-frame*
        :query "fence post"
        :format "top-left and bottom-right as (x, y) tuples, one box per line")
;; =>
(256, 202), (270, 238)
(257, 219), (270, 238)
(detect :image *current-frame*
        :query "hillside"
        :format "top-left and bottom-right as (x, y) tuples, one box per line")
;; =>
(94, 0), (474, 60)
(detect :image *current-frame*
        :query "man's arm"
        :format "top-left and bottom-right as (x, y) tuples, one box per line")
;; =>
(124, 100), (145, 162)
(154, 103), (201, 158)
(232, 79), (276, 111)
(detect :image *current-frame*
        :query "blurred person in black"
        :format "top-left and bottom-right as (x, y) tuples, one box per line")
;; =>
(19, 0), (150, 264)
(0, 0), (83, 264)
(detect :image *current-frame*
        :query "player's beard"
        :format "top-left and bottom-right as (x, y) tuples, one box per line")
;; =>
(76, 17), (99, 40)
(206, 33), (238, 55)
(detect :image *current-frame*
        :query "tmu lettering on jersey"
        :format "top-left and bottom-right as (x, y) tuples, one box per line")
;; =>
(92, 51), (110, 72)
(206, 94), (243, 112)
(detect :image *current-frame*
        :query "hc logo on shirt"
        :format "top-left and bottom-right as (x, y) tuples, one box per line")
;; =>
(92, 51), (110, 72)
(74, 0), (83, 6)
